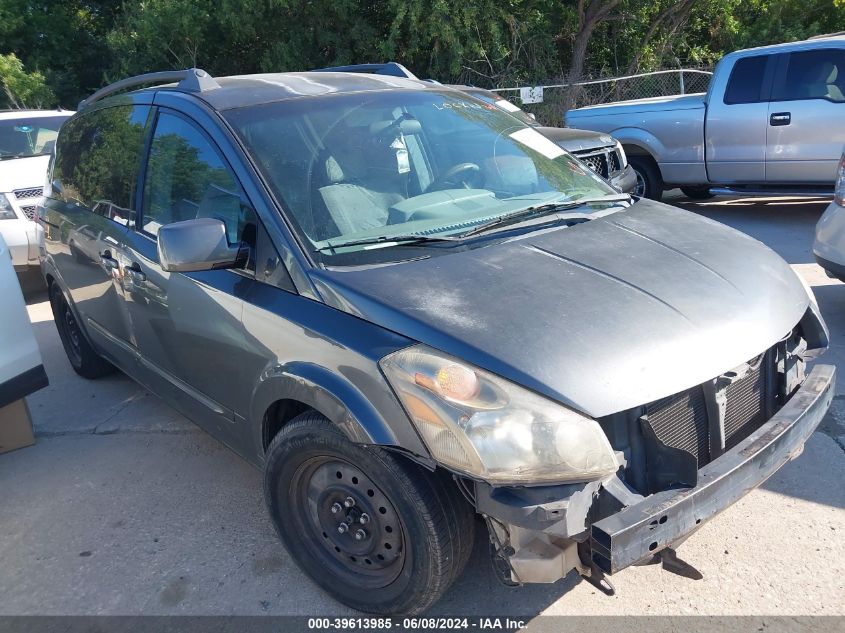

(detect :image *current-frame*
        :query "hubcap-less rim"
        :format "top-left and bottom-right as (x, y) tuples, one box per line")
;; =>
(633, 169), (646, 197)
(292, 457), (404, 587)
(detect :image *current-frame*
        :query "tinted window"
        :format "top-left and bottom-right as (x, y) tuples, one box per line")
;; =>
(53, 105), (149, 224)
(724, 56), (768, 104)
(773, 49), (845, 102)
(0, 115), (69, 159)
(141, 111), (256, 250)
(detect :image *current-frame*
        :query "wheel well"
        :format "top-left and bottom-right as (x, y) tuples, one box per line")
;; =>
(622, 143), (652, 158)
(262, 399), (312, 451)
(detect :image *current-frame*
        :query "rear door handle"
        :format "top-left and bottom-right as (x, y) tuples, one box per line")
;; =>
(99, 251), (118, 269)
(770, 112), (791, 126)
(125, 263), (146, 283)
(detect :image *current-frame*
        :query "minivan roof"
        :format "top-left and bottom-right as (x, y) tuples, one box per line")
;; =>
(84, 70), (444, 113)
(197, 72), (439, 110)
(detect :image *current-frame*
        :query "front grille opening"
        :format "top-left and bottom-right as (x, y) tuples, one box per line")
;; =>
(575, 152), (610, 178)
(645, 385), (710, 464)
(724, 353), (773, 450)
(13, 187), (43, 200)
(634, 346), (782, 494)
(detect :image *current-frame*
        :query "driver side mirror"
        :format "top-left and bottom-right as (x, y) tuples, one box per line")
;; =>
(157, 218), (248, 273)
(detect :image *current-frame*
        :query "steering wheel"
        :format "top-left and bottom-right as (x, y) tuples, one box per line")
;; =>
(426, 162), (481, 192)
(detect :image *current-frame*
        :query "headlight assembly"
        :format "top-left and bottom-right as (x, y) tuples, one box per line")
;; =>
(614, 141), (627, 169)
(380, 345), (618, 484)
(0, 194), (16, 220)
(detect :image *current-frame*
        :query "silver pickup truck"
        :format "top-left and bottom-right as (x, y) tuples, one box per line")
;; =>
(565, 35), (845, 200)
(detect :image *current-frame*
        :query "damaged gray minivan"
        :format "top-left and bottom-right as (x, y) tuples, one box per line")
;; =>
(41, 69), (834, 615)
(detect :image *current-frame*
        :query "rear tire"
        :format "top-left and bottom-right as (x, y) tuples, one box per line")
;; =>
(680, 185), (715, 200)
(49, 283), (114, 379)
(264, 412), (474, 615)
(629, 156), (663, 201)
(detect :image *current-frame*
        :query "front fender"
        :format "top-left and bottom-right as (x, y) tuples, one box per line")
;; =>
(612, 127), (667, 164)
(249, 360), (430, 461)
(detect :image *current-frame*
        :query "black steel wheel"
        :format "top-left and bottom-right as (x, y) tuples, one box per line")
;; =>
(292, 457), (406, 586)
(49, 283), (114, 379)
(264, 412), (474, 615)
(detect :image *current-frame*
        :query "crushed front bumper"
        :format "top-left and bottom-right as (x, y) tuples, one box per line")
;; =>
(589, 364), (834, 574)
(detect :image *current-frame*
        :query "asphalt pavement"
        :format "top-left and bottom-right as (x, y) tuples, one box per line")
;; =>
(1, 193), (843, 618)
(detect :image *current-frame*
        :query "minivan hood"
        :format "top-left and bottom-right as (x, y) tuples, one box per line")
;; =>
(311, 200), (808, 418)
(0, 154), (49, 193)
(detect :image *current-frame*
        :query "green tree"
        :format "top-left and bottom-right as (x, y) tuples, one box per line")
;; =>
(0, 0), (120, 107)
(0, 52), (54, 108)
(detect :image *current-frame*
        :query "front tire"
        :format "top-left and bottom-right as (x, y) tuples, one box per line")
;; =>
(49, 283), (114, 379)
(264, 412), (474, 615)
(628, 156), (663, 201)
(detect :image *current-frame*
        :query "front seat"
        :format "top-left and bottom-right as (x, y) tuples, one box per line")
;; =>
(803, 60), (844, 101)
(315, 127), (409, 240)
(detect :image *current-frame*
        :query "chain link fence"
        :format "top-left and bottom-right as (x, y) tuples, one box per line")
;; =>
(493, 69), (713, 127)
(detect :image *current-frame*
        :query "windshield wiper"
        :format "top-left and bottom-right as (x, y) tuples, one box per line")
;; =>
(461, 194), (631, 238)
(315, 233), (461, 252)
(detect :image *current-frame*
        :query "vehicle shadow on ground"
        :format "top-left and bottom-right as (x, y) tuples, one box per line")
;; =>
(19, 271), (47, 302)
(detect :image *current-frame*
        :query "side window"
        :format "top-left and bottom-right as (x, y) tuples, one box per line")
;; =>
(723, 56), (769, 104)
(773, 49), (845, 103)
(141, 111), (256, 256)
(53, 105), (150, 225)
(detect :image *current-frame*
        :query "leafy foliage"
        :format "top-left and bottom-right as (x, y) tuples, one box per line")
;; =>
(0, 53), (54, 108)
(0, 0), (843, 108)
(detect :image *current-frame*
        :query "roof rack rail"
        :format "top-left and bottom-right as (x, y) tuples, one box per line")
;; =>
(78, 68), (219, 110)
(312, 62), (418, 79)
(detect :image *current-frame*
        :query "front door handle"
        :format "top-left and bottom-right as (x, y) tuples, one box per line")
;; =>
(770, 112), (791, 126)
(125, 263), (146, 283)
(99, 251), (118, 270)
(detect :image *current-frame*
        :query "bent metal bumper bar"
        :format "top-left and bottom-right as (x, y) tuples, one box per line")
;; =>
(590, 364), (835, 575)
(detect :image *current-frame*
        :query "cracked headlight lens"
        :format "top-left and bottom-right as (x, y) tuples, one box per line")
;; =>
(380, 345), (618, 484)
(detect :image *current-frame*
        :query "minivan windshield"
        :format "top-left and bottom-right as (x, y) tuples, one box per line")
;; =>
(226, 90), (616, 264)
(0, 115), (69, 160)
(460, 89), (539, 127)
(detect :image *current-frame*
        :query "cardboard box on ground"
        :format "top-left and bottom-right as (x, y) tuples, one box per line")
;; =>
(0, 398), (35, 454)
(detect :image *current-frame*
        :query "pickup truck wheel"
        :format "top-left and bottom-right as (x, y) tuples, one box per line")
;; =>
(264, 412), (474, 615)
(629, 156), (663, 201)
(49, 283), (114, 379)
(680, 186), (715, 200)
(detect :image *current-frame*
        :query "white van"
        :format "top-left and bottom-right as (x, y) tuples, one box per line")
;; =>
(0, 109), (72, 273)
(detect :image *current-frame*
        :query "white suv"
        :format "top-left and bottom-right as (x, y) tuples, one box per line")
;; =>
(0, 109), (72, 273)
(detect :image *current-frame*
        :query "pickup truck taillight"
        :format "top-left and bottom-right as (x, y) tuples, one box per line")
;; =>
(836, 152), (845, 207)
